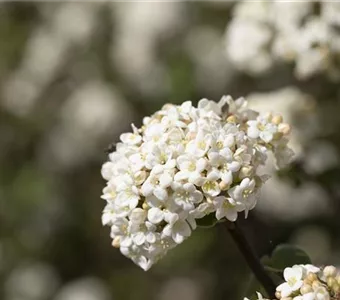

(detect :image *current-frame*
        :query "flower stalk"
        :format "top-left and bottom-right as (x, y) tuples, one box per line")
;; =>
(224, 219), (276, 299)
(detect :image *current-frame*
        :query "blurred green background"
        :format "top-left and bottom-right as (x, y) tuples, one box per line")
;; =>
(1, 2), (340, 300)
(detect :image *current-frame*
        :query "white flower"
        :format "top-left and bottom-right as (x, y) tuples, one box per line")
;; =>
(190, 202), (215, 219)
(213, 196), (242, 222)
(101, 95), (293, 270)
(145, 143), (175, 170)
(110, 218), (132, 248)
(186, 130), (212, 158)
(102, 203), (117, 226)
(228, 178), (258, 217)
(172, 183), (203, 211)
(143, 123), (166, 143)
(162, 215), (192, 244)
(226, 19), (273, 74)
(115, 181), (140, 210)
(207, 152), (239, 186)
(247, 117), (278, 143)
(141, 169), (173, 201)
(197, 98), (222, 117)
(277, 265), (304, 297)
(120, 131), (141, 146)
(202, 180), (221, 197)
(225, 1), (340, 80)
(175, 155), (206, 185)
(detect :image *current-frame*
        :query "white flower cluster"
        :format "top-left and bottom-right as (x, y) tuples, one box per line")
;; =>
(246, 264), (340, 300)
(225, 1), (340, 80)
(101, 96), (293, 270)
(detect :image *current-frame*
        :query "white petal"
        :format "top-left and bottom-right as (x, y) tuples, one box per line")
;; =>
(132, 232), (146, 246)
(130, 208), (147, 224)
(215, 208), (225, 220)
(183, 182), (195, 193)
(221, 171), (232, 185)
(207, 169), (220, 181)
(190, 173), (206, 186)
(164, 212), (179, 225)
(174, 221), (191, 241)
(153, 187), (168, 201)
(102, 212), (113, 225)
(196, 158), (207, 172)
(141, 182), (153, 197)
(174, 171), (188, 181)
(134, 256), (152, 271)
(172, 231), (185, 244)
(159, 172), (172, 188)
(177, 155), (189, 170)
(260, 131), (273, 143)
(120, 236), (132, 248)
(228, 161), (241, 172)
(146, 195), (162, 207)
(192, 190), (203, 203)
(147, 207), (164, 224)
(162, 224), (172, 237)
(146, 232), (156, 243)
(247, 126), (259, 139)
(101, 162), (113, 180)
(226, 207), (238, 222)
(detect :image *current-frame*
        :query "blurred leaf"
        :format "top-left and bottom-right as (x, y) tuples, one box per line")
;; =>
(265, 244), (311, 272)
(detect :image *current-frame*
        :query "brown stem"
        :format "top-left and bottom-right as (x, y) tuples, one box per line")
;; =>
(224, 220), (276, 298)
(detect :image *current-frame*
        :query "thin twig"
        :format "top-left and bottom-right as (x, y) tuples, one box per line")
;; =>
(224, 220), (276, 298)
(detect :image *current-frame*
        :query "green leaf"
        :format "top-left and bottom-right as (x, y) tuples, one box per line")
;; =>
(267, 244), (311, 271)
(196, 213), (221, 228)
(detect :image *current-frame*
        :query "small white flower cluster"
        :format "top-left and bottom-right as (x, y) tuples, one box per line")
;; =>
(225, 1), (340, 80)
(101, 96), (293, 270)
(245, 264), (340, 300)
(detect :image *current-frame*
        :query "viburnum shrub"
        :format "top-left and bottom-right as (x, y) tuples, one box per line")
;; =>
(101, 96), (292, 270)
(100, 95), (336, 300)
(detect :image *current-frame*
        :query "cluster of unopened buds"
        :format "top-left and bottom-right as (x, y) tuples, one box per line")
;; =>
(101, 96), (293, 270)
(246, 265), (340, 300)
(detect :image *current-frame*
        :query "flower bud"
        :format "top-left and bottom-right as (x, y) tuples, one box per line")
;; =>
(112, 236), (120, 248)
(278, 123), (291, 135)
(327, 277), (336, 287)
(219, 181), (229, 191)
(312, 280), (321, 289)
(307, 272), (318, 282)
(227, 115), (237, 123)
(239, 166), (254, 178)
(272, 114), (283, 125)
(300, 284), (313, 294)
(323, 265), (337, 278)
